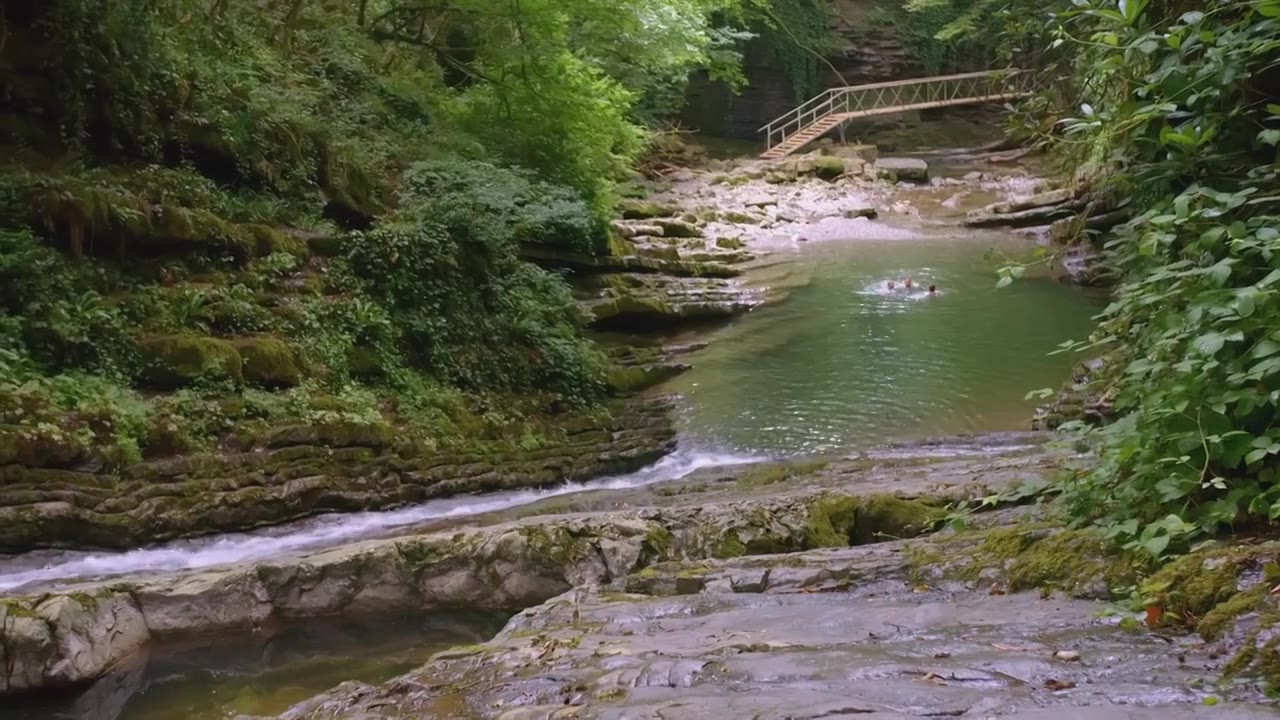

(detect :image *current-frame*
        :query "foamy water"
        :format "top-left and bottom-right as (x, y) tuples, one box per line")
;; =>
(0, 448), (761, 594)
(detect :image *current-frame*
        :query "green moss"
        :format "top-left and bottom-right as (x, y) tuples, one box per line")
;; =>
(1145, 550), (1251, 629)
(0, 598), (39, 619)
(137, 334), (244, 389)
(590, 295), (675, 324)
(714, 531), (747, 559)
(813, 156), (846, 180)
(231, 335), (301, 388)
(851, 495), (945, 544)
(520, 525), (586, 566)
(973, 526), (1140, 596)
(396, 539), (449, 576)
(715, 237), (744, 250)
(804, 493), (942, 549)
(245, 224), (308, 259)
(735, 460), (829, 489)
(640, 525), (675, 565)
(189, 209), (255, 260)
(719, 211), (760, 225)
(619, 200), (679, 220)
(724, 175), (751, 187)
(1198, 584), (1267, 641)
(805, 495), (861, 548)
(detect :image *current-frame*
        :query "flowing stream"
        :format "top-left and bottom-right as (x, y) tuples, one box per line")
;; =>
(1, 199), (1106, 720)
(0, 448), (759, 594)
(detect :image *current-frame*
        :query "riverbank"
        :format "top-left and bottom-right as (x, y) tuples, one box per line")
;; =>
(8, 434), (1280, 716)
(0, 434), (1053, 695)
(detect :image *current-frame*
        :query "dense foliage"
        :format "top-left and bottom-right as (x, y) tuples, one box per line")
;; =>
(0, 0), (779, 467)
(982, 0), (1280, 555)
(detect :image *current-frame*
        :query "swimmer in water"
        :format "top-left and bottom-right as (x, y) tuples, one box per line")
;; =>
(928, 284), (938, 295)
(886, 281), (895, 290)
(904, 277), (914, 289)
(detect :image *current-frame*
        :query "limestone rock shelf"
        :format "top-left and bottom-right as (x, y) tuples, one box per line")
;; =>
(0, 396), (676, 551)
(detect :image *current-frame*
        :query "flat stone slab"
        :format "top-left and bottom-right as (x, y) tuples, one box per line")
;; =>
(875, 157), (930, 183)
(266, 559), (1274, 719)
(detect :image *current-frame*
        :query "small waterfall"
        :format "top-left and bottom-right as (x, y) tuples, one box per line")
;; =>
(0, 448), (761, 594)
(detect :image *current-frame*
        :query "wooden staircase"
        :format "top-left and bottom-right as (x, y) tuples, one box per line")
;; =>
(759, 70), (1032, 159)
(760, 115), (845, 161)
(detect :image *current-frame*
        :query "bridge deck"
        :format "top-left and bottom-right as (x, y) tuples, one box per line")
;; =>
(759, 70), (1032, 159)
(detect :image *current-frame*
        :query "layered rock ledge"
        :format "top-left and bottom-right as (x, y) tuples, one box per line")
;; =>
(0, 435), (1053, 695)
(0, 396), (676, 551)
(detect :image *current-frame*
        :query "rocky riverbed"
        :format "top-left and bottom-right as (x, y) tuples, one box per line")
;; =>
(6, 434), (1280, 717)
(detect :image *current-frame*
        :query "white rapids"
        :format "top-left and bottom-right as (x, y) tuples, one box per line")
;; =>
(0, 448), (761, 594)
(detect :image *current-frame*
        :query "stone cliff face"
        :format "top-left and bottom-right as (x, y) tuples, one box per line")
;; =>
(681, 0), (917, 140)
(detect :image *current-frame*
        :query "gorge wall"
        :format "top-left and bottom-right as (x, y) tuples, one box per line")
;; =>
(681, 0), (977, 141)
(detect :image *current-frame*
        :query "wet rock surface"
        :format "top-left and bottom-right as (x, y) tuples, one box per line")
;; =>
(0, 435), (1054, 695)
(0, 396), (677, 551)
(264, 526), (1280, 719)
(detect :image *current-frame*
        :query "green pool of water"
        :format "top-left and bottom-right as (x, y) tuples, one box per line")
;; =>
(662, 231), (1105, 455)
(3, 611), (510, 720)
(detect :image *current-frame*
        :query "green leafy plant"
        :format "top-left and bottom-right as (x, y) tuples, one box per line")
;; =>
(987, 0), (1280, 557)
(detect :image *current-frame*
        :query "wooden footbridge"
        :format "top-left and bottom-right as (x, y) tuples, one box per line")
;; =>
(759, 70), (1032, 159)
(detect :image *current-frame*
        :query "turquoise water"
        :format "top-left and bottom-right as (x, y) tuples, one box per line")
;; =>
(663, 232), (1105, 455)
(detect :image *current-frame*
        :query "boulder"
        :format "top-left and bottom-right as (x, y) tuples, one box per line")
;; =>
(653, 219), (703, 239)
(232, 335), (301, 388)
(1, 593), (149, 693)
(137, 335), (243, 389)
(813, 157), (846, 181)
(874, 157), (929, 183)
(620, 200), (679, 220)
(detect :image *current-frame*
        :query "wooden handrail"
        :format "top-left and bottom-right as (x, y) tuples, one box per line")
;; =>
(758, 69), (1032, 158)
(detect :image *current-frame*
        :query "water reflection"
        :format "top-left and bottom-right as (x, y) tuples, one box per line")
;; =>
(663, 232), (1105, 455)
(1, 611), (511, 720)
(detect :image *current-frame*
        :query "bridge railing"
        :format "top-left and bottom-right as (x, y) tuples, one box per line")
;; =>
(759, 69), (1033, 154)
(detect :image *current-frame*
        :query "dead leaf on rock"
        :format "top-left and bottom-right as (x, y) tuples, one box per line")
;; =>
(1145, 605), (1164, 628)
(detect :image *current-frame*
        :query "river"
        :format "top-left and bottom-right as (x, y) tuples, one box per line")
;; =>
(665, 230), (1105, 454)
(0, 171), (1105, 720)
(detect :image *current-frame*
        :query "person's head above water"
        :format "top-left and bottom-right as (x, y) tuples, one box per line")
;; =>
(928, 284), (937, 294)
(904, 277), (913, 288)
(887, 281), (895, 290)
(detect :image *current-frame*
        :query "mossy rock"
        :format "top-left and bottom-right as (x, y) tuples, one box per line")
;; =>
(144, 205), (256, 261)
(620, 200), (679, 220)
(231, 336), (302, 388)
(805, 494), (943, 549)
(590, 295), (675, 324)
(245, 224), (309, 259)
(137, 334), (244, 389)
(813, 156), (847, 180)
(605, 363), (685, 396)
(973, 526), (1141, 597)
(0, 425), (87, 468)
